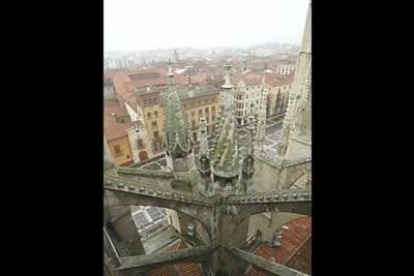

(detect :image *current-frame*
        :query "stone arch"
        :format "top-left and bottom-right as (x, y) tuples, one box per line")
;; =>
(104, 189), (213, 246)
(231, 209), (311, 248)
(282, 161), (311, 189)
(247, 212), (309, 242)
(229, 200), (312, 243)
(290, 173), (310, 189)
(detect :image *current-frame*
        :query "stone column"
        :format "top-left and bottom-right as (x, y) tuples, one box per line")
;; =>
(105, 207), (145, 257)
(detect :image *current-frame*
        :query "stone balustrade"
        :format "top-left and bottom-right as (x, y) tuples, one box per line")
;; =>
(116, 166), (175, 179)
(282, 157), (312, 167)
(229, 247), (310, 276)
(116, 246), (213, 272)
(104, 175), (213, 207)
(226, 188), (311, 205)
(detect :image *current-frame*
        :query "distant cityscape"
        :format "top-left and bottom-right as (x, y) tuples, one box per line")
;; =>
(104, 2), (311, 276)
(104, 42), (300, 70)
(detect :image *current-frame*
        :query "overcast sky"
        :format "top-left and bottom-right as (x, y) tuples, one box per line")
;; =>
(104, 0), (309, 52)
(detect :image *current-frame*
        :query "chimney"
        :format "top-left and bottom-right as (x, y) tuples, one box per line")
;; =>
(271, 228), (282, 248)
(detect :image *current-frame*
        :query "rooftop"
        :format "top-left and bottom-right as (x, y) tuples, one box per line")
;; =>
(246, 217), (311, 275)
(264, 73), (294, 88)
(104, 99), (139, 141)
(148, 239), (204, 276)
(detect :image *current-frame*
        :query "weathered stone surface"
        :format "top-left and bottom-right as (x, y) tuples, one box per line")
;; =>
(230, 247), (310, 276)
(116, 246), (214, 273)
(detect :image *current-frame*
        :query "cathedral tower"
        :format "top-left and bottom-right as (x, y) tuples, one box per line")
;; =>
(276, 2), (312, 161)
(211, 64), (240, 195)
(164, 60), (195, 172)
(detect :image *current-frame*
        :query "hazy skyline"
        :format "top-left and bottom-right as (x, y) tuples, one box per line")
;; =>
(105, 0), (309, 52)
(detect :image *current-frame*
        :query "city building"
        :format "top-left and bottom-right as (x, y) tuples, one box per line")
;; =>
(104, 2), (312, 276)
(264, 73), (294, 117)
(274, 64), (296, 75)
(104, 77), (117, 100)
(113, 69), (170, 154)
(232, 71), (266, 125)
(104, 100), (135, 166)
(181, 85), (220, 142)
(104, 99), (152, 165)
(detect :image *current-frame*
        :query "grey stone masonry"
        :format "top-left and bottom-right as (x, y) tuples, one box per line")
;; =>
(116, 246), (214, 272)
(229, 247), (310, 276)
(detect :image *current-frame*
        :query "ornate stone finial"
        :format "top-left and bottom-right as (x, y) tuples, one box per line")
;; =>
(166, 59), (175, 84)
(246, 115), (255, 155)
(222, 64), (234, 89)
(199, 117), (208, 156)
(164, 60), (192, 161)
(301, 1), (312, 54)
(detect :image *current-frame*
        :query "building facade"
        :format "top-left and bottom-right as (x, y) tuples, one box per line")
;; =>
(275, 64), (296, 75)
(265, 73), (294, 117)
(232, 72), (266, 125)
(104, 99), (152, 166)
(181, 86), (220, 142)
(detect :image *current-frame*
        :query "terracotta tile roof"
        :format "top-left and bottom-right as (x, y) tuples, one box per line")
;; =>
(104, 99), (130, 118)
(104, 115), (138, 141)
(148, 239), (204, 276)
(126, 78), (168, 90)
(264, 73), (294, 88)
(232, 72), (263, 86)
(245, 267), (269, 276)
(246, 217), (311, 276)
(113, 72), (138, 108)
(113, 67), (176, 109)
(104, 99), (138, 141)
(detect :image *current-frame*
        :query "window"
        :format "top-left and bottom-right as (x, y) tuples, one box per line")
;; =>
(206, 117), (209, 124)
(154, 111), (158, 117)
(153, 131), (159, 140)
(205, 107), (209, 114)
(193, 132), (197, 141)
(147, 112), (151, 119)
(114, 145), (121, 155)
(212, 115), (215, 122)
(137, 139), (144, 149)
(212, 106), (215, 115)
(152, 121), (157, 127)
(198, 109), (202, 117)
(191, 120), (196, 128)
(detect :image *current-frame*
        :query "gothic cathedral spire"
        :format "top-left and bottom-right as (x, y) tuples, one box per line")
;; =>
(164, 60), (195, 172)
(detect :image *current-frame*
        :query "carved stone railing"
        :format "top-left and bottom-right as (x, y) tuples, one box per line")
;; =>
(282, 157), (311, 167)
(229, 247), (311, 276)
(116, 166), (174, 179)
(226, 188), (311, 205)
(115, 246), (214, 272)
(104, 175), (213, 207)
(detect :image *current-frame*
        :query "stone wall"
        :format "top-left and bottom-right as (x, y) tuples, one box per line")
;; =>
(252, 157), (281, 191)
(248, 212), (305, 241)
